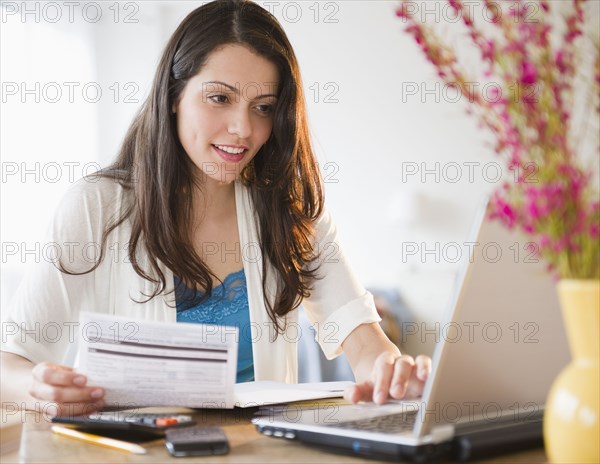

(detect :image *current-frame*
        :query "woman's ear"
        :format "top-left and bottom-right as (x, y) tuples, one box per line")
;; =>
(171, 96), (179, 114)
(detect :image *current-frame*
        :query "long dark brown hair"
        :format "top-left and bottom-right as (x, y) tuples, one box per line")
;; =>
(63, 0), (324, 333)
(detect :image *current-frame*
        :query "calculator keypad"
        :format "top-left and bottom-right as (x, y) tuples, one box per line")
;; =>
(88, 412), (194, 427)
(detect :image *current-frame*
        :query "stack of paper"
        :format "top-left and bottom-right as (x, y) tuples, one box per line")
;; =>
(77, 313), (354, 409)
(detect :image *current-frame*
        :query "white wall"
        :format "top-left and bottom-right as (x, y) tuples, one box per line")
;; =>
(2, 1), (596, 357)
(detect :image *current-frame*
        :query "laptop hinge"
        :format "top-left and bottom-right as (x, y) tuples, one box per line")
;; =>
(430, 424), (455, 443)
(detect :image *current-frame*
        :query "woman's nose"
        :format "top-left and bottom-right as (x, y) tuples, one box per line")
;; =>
(227, 108), (252, 139)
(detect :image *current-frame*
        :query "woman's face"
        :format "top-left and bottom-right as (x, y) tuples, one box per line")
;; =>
(173, 44), (279, 186)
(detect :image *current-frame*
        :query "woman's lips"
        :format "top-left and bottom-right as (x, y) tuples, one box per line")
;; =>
(212, 145), (247, 163)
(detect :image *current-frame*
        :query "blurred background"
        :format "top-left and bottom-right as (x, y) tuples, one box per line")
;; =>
(2, 1), (596, 369)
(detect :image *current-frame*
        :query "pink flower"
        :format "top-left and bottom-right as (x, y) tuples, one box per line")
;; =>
(525, 242), (539, 257)
(490, 194), (517, 229)
(527, 203), (540, 219)
(552, 237), (569, 254)
(520, 61), (537, 85)
(481, 39), (495, 62)
(539, 24), (552, 47)
(565, 25), (582, 43)
(395, 5), (409, 19)
(523, 223), (535, 234)
(503, 42), (524, 54)
(487, 84), (501, 102)
(483, 0), (501, 23)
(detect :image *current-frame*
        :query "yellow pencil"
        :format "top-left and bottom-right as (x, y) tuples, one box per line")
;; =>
(51, 425), (147, 454)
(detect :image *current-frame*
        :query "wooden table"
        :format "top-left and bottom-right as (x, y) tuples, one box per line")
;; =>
(8, 408), (547, 463)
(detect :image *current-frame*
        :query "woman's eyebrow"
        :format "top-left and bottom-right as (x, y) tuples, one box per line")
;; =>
(203, 80), (278, 99)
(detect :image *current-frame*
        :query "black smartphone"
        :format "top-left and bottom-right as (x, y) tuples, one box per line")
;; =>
(165, 426), (230, 457)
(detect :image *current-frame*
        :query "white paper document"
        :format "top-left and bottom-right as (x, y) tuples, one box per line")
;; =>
(78, 313), (353, 410)
(233, 381), (352, 408)
(78, 312), (238, 408)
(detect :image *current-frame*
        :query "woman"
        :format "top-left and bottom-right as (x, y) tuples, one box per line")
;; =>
(1, 0), (430, 417)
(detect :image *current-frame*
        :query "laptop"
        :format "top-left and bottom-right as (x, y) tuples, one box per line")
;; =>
(252, 199), (570, 461)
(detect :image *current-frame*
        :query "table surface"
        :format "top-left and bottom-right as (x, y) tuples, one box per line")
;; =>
(11, 408), (548, 463)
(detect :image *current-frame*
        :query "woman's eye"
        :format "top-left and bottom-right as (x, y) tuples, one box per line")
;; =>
(208, 94), (229, 104)
(255, 104), (273, 114)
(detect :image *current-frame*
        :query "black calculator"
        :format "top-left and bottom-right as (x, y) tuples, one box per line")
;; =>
(51, 411), (196, 435)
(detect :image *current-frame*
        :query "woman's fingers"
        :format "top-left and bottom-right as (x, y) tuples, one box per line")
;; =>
(32, 362), (86, 387)
(30, 381), (104, 404)
(29, 362), (105, 416)
(415, 355), (431, 382)
(343, 381), (374, 403)
(372, 353), (397, 404)
(345, 353), (433, 404)
(389, 355), (415, 399)
(403, 355), (431, 398)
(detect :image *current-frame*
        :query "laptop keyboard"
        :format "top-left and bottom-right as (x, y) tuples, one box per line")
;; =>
(329, 410), (418, 434)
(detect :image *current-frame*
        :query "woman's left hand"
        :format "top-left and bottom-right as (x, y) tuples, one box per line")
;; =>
(344, 352), (432, 405)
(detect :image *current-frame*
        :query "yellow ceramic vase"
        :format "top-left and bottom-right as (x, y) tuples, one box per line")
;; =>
(544, 279), (600, 463)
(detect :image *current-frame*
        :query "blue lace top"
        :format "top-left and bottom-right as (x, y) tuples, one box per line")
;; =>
(175, 269), (254, 383)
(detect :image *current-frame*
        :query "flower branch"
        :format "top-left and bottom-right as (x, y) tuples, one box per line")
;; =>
(397, 0), (600, 278)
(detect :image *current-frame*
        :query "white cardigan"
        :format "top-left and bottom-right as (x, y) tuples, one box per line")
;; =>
(2, 178), (380, 383)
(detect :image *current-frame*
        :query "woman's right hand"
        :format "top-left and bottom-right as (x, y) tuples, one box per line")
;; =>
(30, 362), (105, 417)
